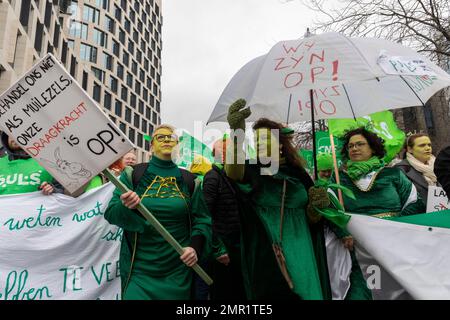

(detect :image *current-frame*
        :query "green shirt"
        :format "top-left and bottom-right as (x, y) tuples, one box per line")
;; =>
(0, 156), (54, 195)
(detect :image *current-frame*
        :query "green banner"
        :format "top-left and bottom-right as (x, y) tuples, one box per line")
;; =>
(328, 110), (406, 163)
(177, 132), (214, 169)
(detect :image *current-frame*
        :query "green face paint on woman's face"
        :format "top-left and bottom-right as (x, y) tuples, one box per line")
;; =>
(254, 128), (280, 160)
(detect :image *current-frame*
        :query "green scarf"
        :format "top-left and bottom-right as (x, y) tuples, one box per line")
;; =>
(346, 156), (384, 180)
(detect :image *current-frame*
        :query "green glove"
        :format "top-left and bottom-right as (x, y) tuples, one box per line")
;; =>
(306, 186), (330, 223)
(227, 99), (251, 130)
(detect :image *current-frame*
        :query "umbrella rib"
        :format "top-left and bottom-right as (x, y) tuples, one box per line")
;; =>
(342, 84), (357, 121)
(286, 93), (292, 125)
(399, 75), (426, 107)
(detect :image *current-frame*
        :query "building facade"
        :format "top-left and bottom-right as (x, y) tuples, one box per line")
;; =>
(0, 0), (162, 162)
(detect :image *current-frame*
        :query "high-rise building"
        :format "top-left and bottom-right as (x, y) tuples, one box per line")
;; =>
(0, 0), (162, 162)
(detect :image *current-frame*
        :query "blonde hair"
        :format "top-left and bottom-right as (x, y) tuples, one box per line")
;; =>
(151, 124), (178, 143)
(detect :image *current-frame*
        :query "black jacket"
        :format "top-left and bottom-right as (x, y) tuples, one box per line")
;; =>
(435, 146), (450, 197)
(203, 164), (240, 238)
(395, 159), (433, 206)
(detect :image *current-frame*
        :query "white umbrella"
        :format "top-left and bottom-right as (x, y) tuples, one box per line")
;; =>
(208, 32), (450, 124)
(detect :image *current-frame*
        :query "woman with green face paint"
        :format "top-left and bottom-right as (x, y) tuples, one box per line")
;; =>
(224, 99), (331, 300)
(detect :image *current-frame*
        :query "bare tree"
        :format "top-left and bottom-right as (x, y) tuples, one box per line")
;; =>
(302, 0), (450, 65)
(291, 120), (327, 150)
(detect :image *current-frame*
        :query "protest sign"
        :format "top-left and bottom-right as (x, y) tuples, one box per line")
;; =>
(0, 183), (121, 300)
(427, 186), (450, 213)
(0, 53), (133, 193)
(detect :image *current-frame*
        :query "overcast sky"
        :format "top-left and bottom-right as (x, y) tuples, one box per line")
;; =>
(161, 0), (318, 144)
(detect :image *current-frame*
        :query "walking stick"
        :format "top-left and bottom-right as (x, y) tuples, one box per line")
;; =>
(103, 168), (213, 285)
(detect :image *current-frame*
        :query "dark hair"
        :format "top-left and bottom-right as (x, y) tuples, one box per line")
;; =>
(252, 118), (305, 169)
(341, 127), (386, 160)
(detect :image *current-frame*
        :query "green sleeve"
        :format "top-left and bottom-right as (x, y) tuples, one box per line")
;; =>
(84, 175), (103, 191)
(190, 180), (212, 259)
(397, 169), (426, 216)
(212, 235), (228, 259)
(327, 190), (351, 239)
(104, 171), (149, 233)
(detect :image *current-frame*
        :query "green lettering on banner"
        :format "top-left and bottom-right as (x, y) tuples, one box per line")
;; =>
(2, 270), (52, 300)
(91, 262), (117, 286)
(115, 260), (120, 278)
(3, 205), (62, 231)
(59, 266), (84, 293)
(101, 228), (123, 241)
(72, 201), (103, 223)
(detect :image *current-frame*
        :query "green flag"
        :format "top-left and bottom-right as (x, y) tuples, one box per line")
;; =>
(177, 132), (214, 169)
(328, 110), (406, 163)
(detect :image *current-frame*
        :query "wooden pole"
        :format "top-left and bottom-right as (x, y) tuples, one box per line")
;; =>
(329, 133), (344, 207)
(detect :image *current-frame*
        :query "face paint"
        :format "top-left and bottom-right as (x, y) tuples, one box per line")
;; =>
(409, 136), (432, 164)
(151, 128), (178, 160)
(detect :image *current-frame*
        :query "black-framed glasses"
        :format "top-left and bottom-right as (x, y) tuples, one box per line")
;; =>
(153, 134), (178, 142)
(347, 142), (368, 150)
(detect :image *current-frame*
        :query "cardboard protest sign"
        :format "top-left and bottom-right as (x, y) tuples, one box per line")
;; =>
(0, 184), (121, 300)
(427, 186), (450, 213)
(0, 54), (133, 193)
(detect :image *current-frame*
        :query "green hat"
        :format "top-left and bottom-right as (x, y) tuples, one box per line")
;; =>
(317, 153), (333, 171)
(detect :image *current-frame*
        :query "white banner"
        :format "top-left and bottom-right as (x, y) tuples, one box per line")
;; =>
(0, 54), (133, 193)
(377, 52), (436, 76)
(427, 186), (450, 213)
(0, 183), (121, 300)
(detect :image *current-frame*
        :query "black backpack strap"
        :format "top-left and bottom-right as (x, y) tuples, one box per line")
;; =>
(179, 168), (196, 197)
(131, 163), (149, 189)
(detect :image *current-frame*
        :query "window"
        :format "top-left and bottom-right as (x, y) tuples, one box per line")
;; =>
(126, 73), (133, 87)
(133, 30), (138, 43)
(93, 83), (101, 102)
(103, 52), (112, 70)
(137, 133), (143, 148)
(68, 39), (74, 50)
(148, 123), (154, 135)
(119, 122), (126, 134)
(135, 82), (141, 96)
(130, 94), (136, 108)
(128, 128), (135, 144)
(114, 4), (121, 21)
(82, 71), (88, 90)
(112, 40), (120, 58)
(142, 88), (148, 101)
(138, 100), (144, 114)
(122, 51), (129, 66)
(83, 5), (99, 24)
(34, 22), (44, 52)
(110, 76), (118, 93)
(151, 39), (156, 51)
(136, 50), (142, 64)
(104, 92), (111, 110)
(80, 43), (97, 62)
(150, 66), (155, 78)
(156, 100), (160, 112)
(120, 0), (127, 12)
(124, 18), (130, 33)
(140, 40), (146, 52)
(129, 9), (135, 23)
(149, 94), (154, 108)
(109, 115), (117, 123)
(144, 59), (149, 72)
(117, 63), (124, 79)
(93, 28), (107, 47)
(104, 15), (115, 33)
(141, 118), (147, 132)
(152, 111), (157, 124)
(95, 0), (109, 10)
(128, 41), (134, 55)
(134, 113), (140, 127)
(115, 100), (122, 117)
(137, 21), (143, 33)
(125, 107), (132, 122)
(139, 70), (145, 82)
(121, 85), (128, 101)
(91, 66), (105, 82)
(119, 28), (125, 45)
(131, 61), (138, 75)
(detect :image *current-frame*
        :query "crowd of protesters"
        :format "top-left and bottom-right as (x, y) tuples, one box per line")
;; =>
(1, 97), (450, 300)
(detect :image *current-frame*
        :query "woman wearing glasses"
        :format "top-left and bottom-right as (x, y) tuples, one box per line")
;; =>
(105, 124), (211, 300)
(395, 134), (439, 207)
(327, 127), (425, 300)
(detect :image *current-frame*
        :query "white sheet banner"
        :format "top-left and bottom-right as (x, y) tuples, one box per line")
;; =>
(0, 183), (121, 300)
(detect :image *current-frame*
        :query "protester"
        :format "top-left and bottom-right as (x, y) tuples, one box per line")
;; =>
(395, 134), (439, 206)
(327, 127), (426, 300)
(317, 153), (334, 181)
(104, 124), (211, 300)
(223, 99), (331, 300)
(435, 145), (450, 197)
(122, 150), (137, 167)
(0, 132), (58, 195)
(203, 136), (247, 300)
